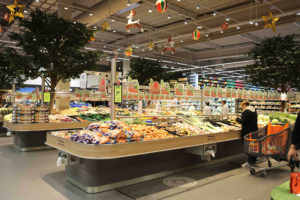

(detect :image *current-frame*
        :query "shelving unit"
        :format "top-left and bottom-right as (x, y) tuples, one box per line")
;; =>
(204, 97), (235, 114)
(289, 101), (300, 114)
(236, 99), (282, 113)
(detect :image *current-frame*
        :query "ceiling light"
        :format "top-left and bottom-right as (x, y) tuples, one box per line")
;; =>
(94, 26), (97, 29)
(111, 19), (115, 22)
(142, 49), (145, 52)
(73, 21), (77, 24)
(89, 13), (93, 16)
(177, 0), (181, 1)
(236, 26), (240, 30)
(225, 17), (230, 21)
(205, 34), (209, 37)
(24, 10), (28, 14)
(197, 26), (202, 29)
(184, 21), (189, 25)
(180, 40), (183, 43)
(113, 30), (116, 33)
(249, 21), (254, 25)
(220, 30), (224, 34)
(127, 0), (131, 6)
(196, 4), (200, 10)
(297, 11), (300, 16)
(213, 12), (217, 16)
(255, 22), (259, 26)
(35, 0), (40, 2)
(148, 9), (152, 13)
(167, 14), (171, 19)
(64, 6), (68, 10)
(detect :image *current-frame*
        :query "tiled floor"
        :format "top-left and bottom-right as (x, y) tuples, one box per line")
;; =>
(0, 136), (291, 200)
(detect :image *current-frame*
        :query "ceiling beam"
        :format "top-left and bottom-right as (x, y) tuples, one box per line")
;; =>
(201, 41), (222, 49)
(240, 33), (262, 44)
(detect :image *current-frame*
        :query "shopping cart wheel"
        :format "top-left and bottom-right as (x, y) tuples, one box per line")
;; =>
(261, 171), (267, 177)
(250, 168), (256, 175)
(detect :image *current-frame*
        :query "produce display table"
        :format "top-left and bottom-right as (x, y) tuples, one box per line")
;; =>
(3, 122), (92, 151)
(270, 181), (300, 200)
(46, 130), (242, 193)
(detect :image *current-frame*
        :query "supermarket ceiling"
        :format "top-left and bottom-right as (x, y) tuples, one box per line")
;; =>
(0, 0), (300, 79)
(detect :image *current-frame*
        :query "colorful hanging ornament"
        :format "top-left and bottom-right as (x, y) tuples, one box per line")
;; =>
(101, 21), (111, 31)
(89, 32), (96, 42)
(4, 12), (10, 22)
(148, 42), (155, 50)
(124, 46), (133, 57)
(221, 22), (229, 31)
(6, 0), (26, 24)
(162, 37), (175, 54)
(262, 11), (279, 33)
(156, 0), (168, 13)
(126, 10), (144, 33)
(192, 29), (200, 40)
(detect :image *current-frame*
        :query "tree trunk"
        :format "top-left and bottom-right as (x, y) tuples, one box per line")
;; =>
(49, 84), (55, 114)
(281, 101), (285, 112)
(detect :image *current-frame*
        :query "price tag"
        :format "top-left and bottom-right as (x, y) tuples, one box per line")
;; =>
(43, 92), (51, 103)
(114, 85), (122, 103)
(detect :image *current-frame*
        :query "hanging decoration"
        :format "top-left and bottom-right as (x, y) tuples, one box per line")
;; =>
(4, 12), (10, 22)
(101, 21), (111, 31)
(156, 0), (168, 13)
(6, 0), (26, 24)
(0, 25), (4, 33)
(192, 29), (200, 40)
(221, 22), (229, 31)
(89, 32), (96, 42)
(162, 37), (175, 54)
(126, 10), (144, 33)
(148, 41), (155, 50)
(124, 46), (133, 57)
(262, 11), (279, 33)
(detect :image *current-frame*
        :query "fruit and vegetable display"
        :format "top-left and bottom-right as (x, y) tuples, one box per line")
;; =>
(130, 124), (176, 141)
(52, 121), (144, 144)
(0, 108), (12, 117)
(257, 112), (297, 126)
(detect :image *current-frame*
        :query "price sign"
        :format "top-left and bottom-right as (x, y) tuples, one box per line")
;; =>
(43, 92), (51, 103)
(114, 85), (122, 103)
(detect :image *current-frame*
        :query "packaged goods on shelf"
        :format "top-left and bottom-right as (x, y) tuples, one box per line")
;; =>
(12, 104), (49, 124)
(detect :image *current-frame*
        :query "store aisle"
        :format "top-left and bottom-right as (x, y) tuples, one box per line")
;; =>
(0, 137), (291, 200)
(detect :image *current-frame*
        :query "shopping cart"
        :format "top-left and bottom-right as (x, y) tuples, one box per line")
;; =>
(244, 123), (294, 177)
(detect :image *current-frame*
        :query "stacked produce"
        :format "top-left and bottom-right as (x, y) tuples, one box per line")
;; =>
(52, 120), (143, 144)
(0, 108), (12, 117)
(11, 104), (49, 124)
(49, 115), (75, 123)
(257, 112), (297, 126)
(130, 124), (176, 141)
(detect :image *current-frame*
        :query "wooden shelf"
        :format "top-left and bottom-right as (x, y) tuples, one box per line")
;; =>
(3, 121), (92, 132)
(45, 130), (241, 160)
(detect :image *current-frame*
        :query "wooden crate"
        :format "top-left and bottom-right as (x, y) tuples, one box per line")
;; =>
(46, 130), (241, 159)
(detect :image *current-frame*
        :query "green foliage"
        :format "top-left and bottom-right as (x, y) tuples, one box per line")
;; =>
(127, 58), (183, 85)
(0, 47), (25, 89)
(7, 9), (102, 110)
(246, 34), (300, 92)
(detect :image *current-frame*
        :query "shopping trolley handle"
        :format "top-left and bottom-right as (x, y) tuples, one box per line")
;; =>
(289, 160), (300, 172)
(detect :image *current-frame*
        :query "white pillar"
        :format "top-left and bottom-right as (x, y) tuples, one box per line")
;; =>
(111, 58), (117, 120)
(123, 59), (130, 78)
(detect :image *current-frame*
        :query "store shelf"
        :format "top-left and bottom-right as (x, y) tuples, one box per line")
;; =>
(46, 130), (241, 159)
(4, 121), (92, 132)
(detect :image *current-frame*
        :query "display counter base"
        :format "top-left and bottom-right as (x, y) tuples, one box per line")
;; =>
(13, 131), (51, 152)
(64, 140), (243, 193)
(0, 121), (7, 137)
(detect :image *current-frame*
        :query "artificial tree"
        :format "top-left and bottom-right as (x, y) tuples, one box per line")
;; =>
(127, 58), (183, 85)
(246, 34), (300, 111)
(0, 47), (26, 106)
(8, 9), (101, 112)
